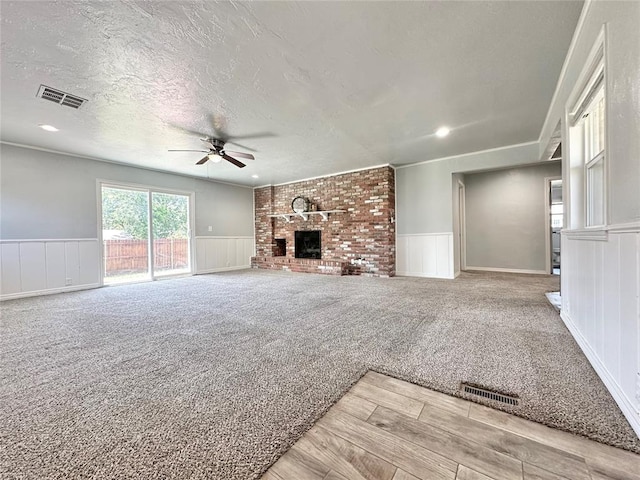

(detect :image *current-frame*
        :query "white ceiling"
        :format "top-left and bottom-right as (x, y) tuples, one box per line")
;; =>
(0, 1), (583, 186)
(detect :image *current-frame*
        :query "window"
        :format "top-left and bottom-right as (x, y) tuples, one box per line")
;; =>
(582, 85), (605, 226)
(551, 203), (563, 229)
(568, 40), (605, 228)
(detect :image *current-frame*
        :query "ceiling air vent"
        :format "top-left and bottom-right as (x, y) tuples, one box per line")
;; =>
(37, 85), (87, 109)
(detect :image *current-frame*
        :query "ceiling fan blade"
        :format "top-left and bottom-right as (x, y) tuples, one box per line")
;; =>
(196, 155), (210, 165)
(224, 150), (254, 160)
(221, 153), (246, 168)
(200, 138), (216, 149)
(169, 149), (209, 153)
(168, 124), (210, 139)
(226, 132), (275, 141)
(224, 140), (257, 152)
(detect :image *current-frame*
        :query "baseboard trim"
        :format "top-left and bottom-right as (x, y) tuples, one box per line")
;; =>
(396, 271), (454, 280)
(397, 232), (453, 237)
(0, 283), (101, 301)
(560, 310), (640, 439)
(465, 266), (548, 275)
(195, 265), (251, 275)
(194, 236), (254, 240)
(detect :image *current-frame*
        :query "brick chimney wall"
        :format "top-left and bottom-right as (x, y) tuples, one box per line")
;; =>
(253, 166), (396, 277)
(254, 186), (275, 257)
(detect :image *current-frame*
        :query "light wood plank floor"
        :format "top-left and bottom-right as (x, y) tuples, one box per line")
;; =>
(261, 371), (640, 480)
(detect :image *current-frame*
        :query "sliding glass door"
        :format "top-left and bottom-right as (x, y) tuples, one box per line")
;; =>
(151, 192), (190, 277)
(101, 185), (191, 284)
(102, 186), (151, 284)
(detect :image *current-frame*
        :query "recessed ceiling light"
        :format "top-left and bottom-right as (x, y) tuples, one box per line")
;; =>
(252, 174), (259, 179)
(38, 124), (58, 132)
(436, 126), (450, 138)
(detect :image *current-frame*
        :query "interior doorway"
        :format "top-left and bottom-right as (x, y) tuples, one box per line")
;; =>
(546, 178), (563, 275)
(457, 180), (466, 271)
(101, 184), (192, 284)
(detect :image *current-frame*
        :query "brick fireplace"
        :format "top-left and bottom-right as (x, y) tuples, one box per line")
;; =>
(251, 166), (395, 277)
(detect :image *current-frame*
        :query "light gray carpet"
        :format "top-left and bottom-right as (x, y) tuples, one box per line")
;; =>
(1, 270), (638, 479)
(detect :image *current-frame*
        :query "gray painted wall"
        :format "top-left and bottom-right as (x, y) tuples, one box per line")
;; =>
(0, 144), (254, 239)
(464, 162), (561, 272)
(396, 142), (539, 235)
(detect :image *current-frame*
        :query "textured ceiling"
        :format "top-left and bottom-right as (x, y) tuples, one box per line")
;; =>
(0, 1), (583, 186)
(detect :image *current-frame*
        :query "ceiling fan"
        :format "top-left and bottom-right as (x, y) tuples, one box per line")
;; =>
(168, 114), (274, 168)
(169, 138), (254, 168)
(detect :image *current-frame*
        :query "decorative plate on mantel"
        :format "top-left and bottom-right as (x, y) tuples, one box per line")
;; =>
(291, 196), (308, 214)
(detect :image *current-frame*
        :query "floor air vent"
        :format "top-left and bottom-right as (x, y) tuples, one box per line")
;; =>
(37, 85), (87, 109)
(460, 383), (519, 406)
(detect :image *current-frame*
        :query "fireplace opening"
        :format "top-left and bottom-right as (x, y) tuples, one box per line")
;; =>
(295, 230), (321, 259)
(274, 238), (286, 257)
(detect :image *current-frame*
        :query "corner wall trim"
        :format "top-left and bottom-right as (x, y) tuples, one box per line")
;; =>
(538, 0), (594, 144)
(560, 310), (640, 438)
(260, 164), (392, 188)
(0, 141), (250, 189)
(394, 141), (539, 170)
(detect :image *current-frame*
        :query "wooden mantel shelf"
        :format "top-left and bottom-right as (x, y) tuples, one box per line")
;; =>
(267, 210), (346, 223)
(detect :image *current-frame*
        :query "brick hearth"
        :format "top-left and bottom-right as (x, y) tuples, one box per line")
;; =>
(251, 256), (347, 275)
(252, 166), (395, 277)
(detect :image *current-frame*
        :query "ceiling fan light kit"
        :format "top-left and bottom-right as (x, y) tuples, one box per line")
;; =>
(169, 136), (254, 168)
(168, 117), (263, 169)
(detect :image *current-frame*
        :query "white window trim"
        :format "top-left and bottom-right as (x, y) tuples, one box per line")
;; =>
(585, 151), (605, 227)
(566, 25), (607, 230)
(585, 150), (604, 170)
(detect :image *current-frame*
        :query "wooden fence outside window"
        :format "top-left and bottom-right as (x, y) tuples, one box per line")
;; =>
(103, 239), (189, 275)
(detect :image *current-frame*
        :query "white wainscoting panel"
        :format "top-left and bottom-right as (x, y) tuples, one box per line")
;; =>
(0, 243), (21, 296)
(561, 228), (640, 438)
(195, 236), (254, 274)
(45, 242), (66, 289)
(19, 242), (47, 292)
(78, 241), (100, 286)
(396, 233), (454, 279)
(65, 241), (81, 287)
(1, 239), (101, 300)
